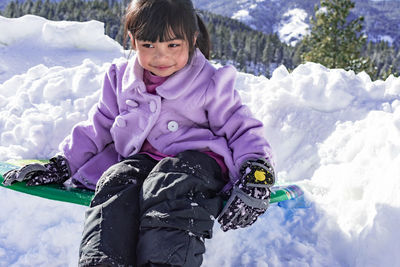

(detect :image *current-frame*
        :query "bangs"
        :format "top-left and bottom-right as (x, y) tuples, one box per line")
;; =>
(131, 3), (193, 42)
(124, 0), (205, 59)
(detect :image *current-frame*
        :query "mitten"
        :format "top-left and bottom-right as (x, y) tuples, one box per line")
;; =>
(2, 155), (71, 186)
(218, 158), (275, 232)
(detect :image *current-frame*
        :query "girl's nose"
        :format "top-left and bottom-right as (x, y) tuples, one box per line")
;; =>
(155, 47), (168, 58)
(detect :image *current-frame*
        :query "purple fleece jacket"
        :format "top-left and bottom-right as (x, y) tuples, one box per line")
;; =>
(61, 49), (273, 191)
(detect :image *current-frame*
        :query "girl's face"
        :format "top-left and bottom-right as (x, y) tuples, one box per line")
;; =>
(132, 36), (191, 77)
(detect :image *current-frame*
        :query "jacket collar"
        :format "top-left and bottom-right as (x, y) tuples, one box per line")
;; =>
(121, 49), (207, 100)
(122, 56), (146, 93)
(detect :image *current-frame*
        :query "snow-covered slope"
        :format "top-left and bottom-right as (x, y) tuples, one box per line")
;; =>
(1, 15), (400, 266)
(193, 0), (400, 46)
(2, 0), (399, 46)
(274, 8), (309, 46)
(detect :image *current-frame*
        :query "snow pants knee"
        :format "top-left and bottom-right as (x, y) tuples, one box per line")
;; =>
(78, 150), (225, 267)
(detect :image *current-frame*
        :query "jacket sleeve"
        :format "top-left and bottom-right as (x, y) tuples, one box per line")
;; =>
(204, 65), (273, 176)
(60, 64), (120, 175)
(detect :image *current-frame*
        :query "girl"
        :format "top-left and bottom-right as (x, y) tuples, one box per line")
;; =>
(3, 0), (275, 266)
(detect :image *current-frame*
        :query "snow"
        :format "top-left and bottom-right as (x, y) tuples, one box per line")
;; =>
(231, 9), (253, 23)
(276, 8), (310, 46)
(1, 14), (400, 266)
(0, 15), (122, 83)
(373, 35), (395, 45)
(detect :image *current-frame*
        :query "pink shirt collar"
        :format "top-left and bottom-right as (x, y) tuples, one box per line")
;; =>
(143, 70), (168, 95)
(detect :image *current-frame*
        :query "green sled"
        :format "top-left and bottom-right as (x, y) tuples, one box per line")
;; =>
(0, 160), (303, 206)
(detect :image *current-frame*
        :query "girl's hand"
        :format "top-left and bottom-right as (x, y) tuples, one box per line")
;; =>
(217, 159), (275, 232)
(2, 155), (71, 186)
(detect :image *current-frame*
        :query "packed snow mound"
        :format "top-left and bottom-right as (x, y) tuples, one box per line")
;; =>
(0, 15), (124, 83)
(0, 59), (110, 159)
(0, 15), (120, 51)
(236, 63), (400, 182)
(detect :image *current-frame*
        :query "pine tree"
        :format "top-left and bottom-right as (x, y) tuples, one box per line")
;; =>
(302, 0), (370, 73)
(32, 0), (43, 15)
(3, 1), (18, 17)
(22, 0), (33, 14)
(262, 37), (274, 64)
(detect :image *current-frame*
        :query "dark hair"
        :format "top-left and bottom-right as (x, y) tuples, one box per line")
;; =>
(123, 0), (210, 59)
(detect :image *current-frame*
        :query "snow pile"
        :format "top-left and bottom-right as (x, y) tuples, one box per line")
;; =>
(1, 15), (400, 266)
(0, 60), (109, 159)
(0, 15), (123, 83)
(211, 62), (400, 266)
(0, 15), (119, 50)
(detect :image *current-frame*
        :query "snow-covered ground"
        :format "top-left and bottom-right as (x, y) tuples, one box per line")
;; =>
(1, 15), (400, 267)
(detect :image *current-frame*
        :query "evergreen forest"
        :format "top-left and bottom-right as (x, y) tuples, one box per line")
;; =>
(1, 0), (399, 80)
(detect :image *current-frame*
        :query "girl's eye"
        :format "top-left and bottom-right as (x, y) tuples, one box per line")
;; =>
(142, 43), (154, 48)
(169, 43), (180, 48)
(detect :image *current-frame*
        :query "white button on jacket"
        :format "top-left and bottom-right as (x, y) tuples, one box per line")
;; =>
(167, 121), (179, 132)
(115, 116), (126, 128)
(149, 101), (157, 113)
(126, 99), (139, 108)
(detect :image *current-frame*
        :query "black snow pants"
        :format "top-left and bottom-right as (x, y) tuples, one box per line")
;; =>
(78, 150), (225, 267)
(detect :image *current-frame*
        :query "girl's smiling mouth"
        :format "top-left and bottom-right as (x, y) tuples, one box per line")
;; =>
(155, 65), (172, 70)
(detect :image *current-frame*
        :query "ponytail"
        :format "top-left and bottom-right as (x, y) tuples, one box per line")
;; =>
(195, 14), (211, 59)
